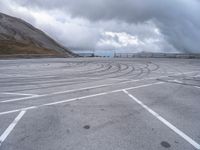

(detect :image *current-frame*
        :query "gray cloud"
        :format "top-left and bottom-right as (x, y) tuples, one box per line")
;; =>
(1, 0), (200, 53)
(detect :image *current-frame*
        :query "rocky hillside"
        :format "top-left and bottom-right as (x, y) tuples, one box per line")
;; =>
(0, 12), (75, 57)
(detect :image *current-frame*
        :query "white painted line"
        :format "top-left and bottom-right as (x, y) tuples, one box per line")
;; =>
(0, 106), (36, 116)
(0, 82), (162, 116)
(194, 86), (200, 89)
(194, 75), (200, 78)
(123, 90), (200, 150)
(0, 70), (198, 103)
(168, 79), (183, 84)
(1, 92), (38, 96)
(170, 71), (200, 76)
(49, 83), (112, 95)
(1, 80), (158, 103)
(42, 83), (163, 106)
(117, 71), (200, 84)
(173, 79), (183, 83)
(0, 84), (112, 103)
(42, 92), (108, 106)
(124, 82), (163, 91)
(0, 73), (33, 77)
(1, 95), (40, 103)
(0, 111), (26, 147)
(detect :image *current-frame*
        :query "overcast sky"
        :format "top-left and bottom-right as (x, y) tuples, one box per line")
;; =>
(0, 0), (200, 53)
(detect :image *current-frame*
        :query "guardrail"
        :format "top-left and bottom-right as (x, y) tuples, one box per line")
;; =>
(114, 53), (200, 59)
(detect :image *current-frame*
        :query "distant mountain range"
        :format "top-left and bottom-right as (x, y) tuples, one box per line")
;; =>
(0, 12), (75, 57)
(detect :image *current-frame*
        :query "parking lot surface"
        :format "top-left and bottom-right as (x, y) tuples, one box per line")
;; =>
(0, 58), (200, 150)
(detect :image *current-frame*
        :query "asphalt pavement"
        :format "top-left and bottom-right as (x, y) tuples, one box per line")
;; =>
(0, 57), (200, 150)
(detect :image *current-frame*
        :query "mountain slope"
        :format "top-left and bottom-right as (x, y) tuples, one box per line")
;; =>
(0, 12), (75, 57)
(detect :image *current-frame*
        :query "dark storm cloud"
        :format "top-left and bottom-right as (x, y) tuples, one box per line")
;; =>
(1, 0), (200, 52)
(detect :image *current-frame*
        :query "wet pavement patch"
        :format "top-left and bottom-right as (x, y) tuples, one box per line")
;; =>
(161, 141), (171, 148)
(83, 125), (90, 129)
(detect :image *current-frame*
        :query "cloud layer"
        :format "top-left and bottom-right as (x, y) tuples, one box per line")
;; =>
(0, 0), (200, 53)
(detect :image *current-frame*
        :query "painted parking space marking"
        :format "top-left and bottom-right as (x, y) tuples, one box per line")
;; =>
(1, 70), (198, 104)
(1, 92), (38, 96)
(0, 82), (163, 116)
(123, 90), (200, 149)
(0, 111), (26, 147)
